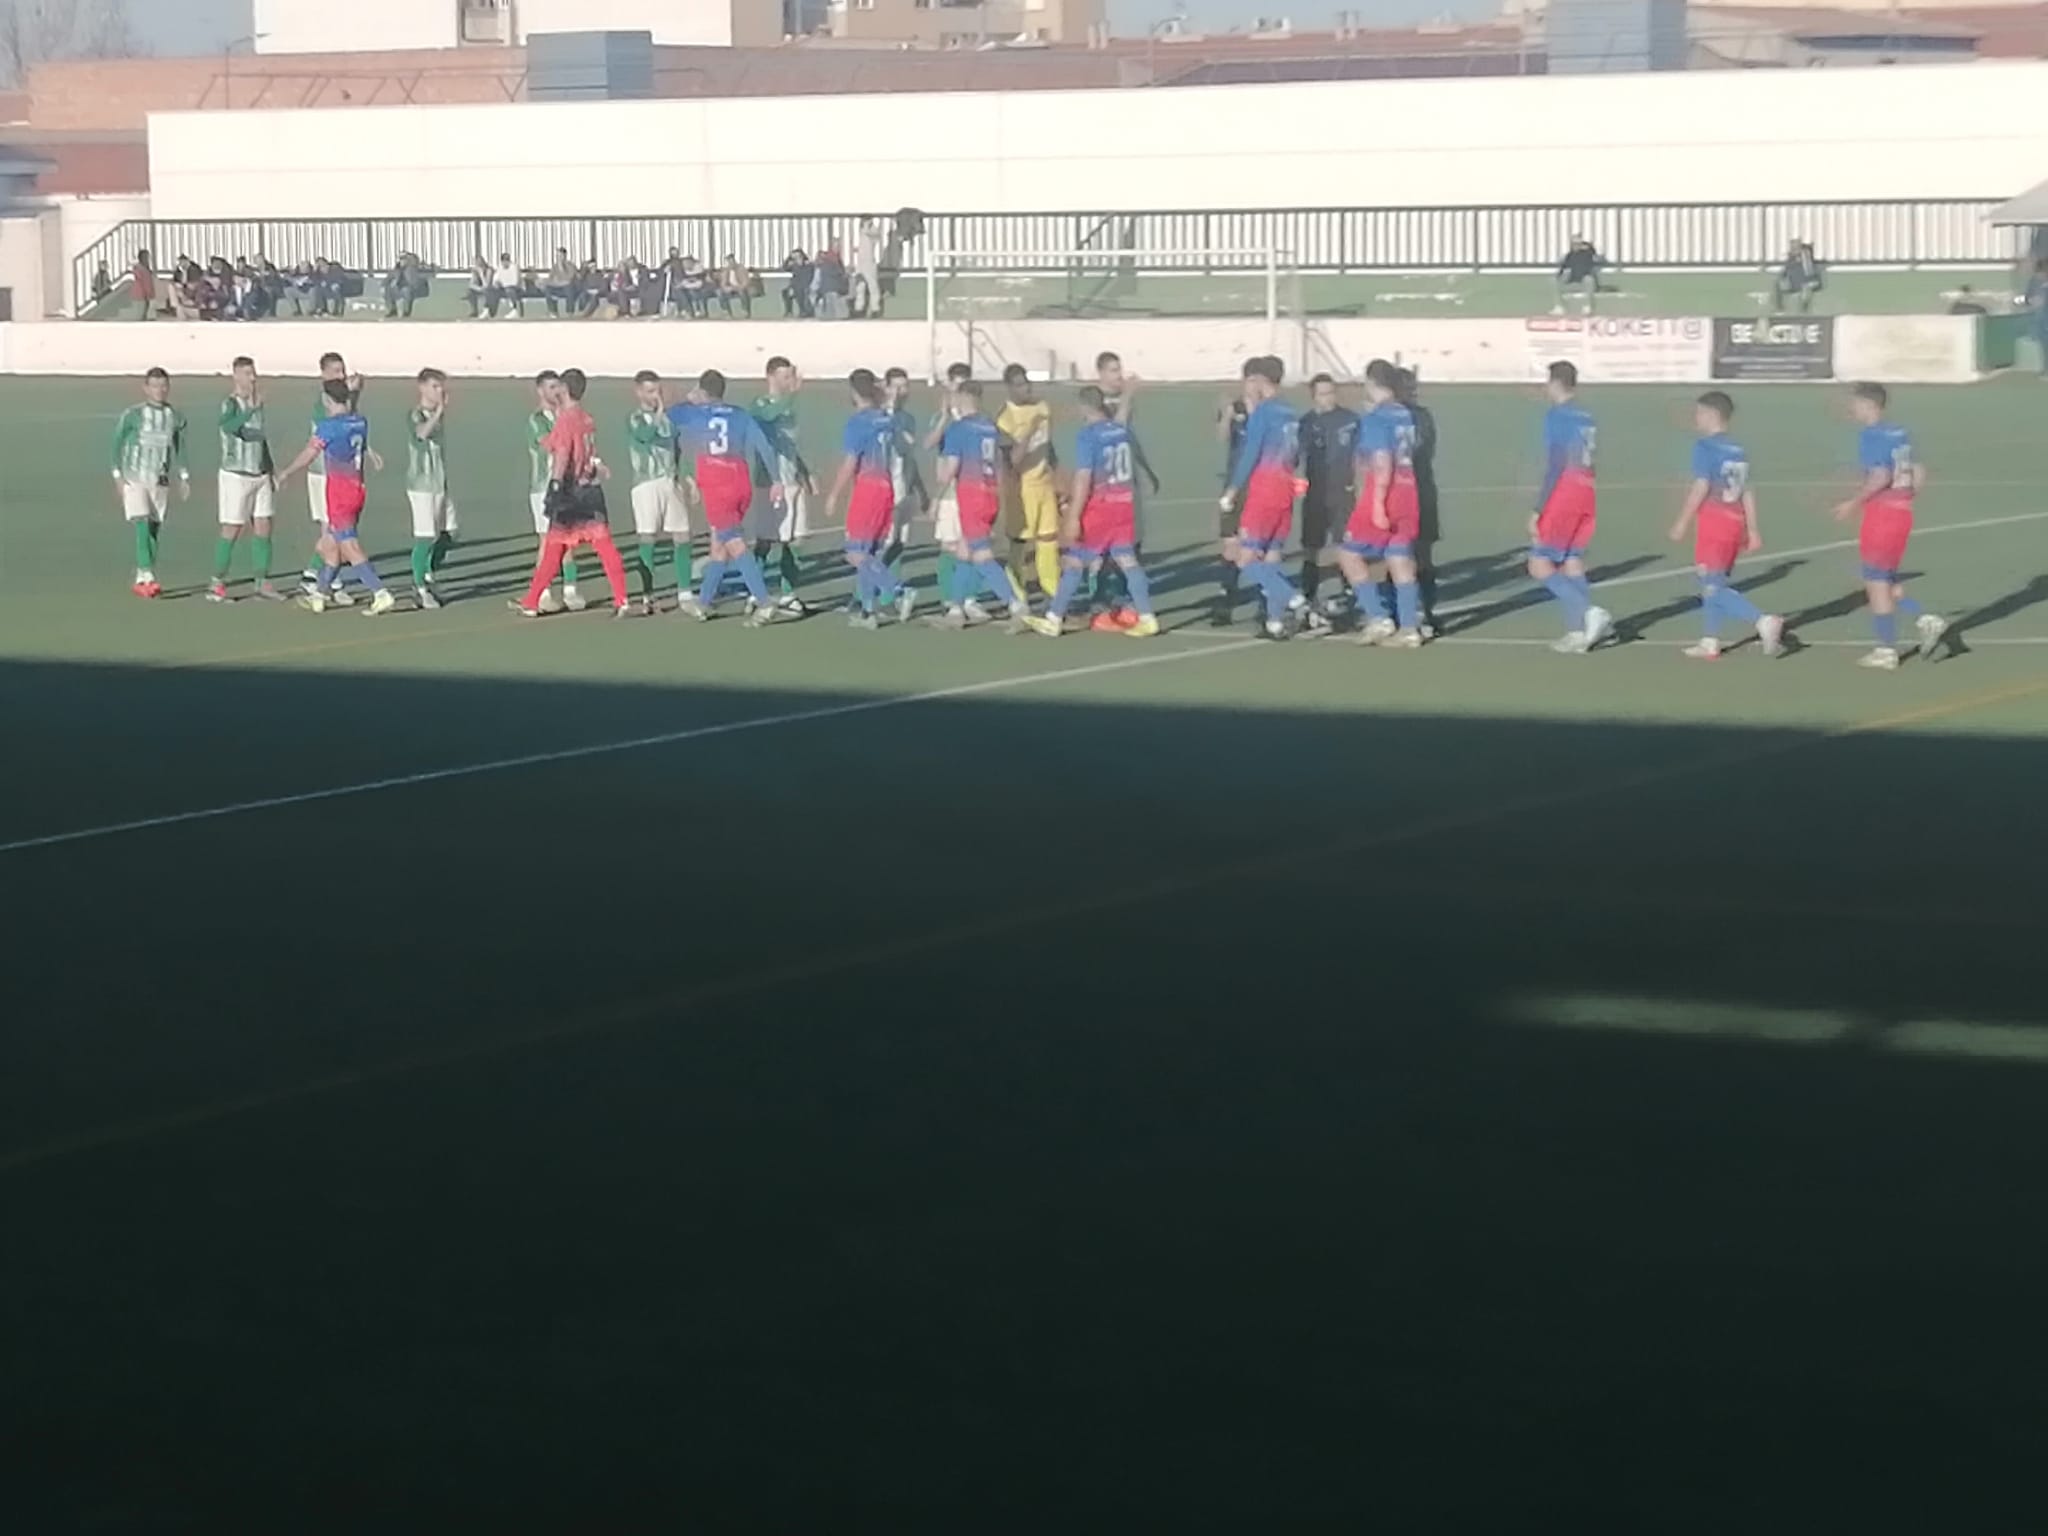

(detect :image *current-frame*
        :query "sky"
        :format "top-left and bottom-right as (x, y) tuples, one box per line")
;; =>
(130, 0), (1496, 58)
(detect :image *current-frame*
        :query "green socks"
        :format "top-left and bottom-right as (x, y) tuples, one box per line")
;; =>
(430, 531), (453, 573)
(410, 538), (435, 590)
(561, 550), (582, 591)
(777, 544), (801, 595)
(134, 518), (158, 572)
(251, 533), (272, 582)
(212, 535), (235, 581)
(636, 538), (658, 599)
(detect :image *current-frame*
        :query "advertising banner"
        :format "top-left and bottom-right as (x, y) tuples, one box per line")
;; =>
(1711, 316), (1834, 381)
(1526, 315), (1713, 383)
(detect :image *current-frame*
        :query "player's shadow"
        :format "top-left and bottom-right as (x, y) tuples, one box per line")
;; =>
(1432, 547), (1535, 606)
(1598, 560), (1802, 648)
(1439, 553), (1665, 636)
(1948, 575), (2048, 660)
(1782, 571), (1925, 633)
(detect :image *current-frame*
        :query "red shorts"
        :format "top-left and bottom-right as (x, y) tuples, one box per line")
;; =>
(324, 474), (366, 534)
(1079, 490), (1136, 552)
(1695, 504), (1747, 573)
(1346, 473), (1420, 549)
(696, 456), (752, 533)
(1534, 470), (1597, 556)
(956, 481), (999, 542)
(1239, 467), (1297, 545)
(1859, 493), (1914, 575)
(846, 476), (895, 545)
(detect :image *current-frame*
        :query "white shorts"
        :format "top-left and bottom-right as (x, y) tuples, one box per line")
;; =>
(218, 470), (275, 528)
(530, 491), (549, 536)
(307, 468), (327, 524)
(121, 481), (170, 522)
(631, 479), (690, 537)
(932, 486), (961, 545)
(748, 466), (810, 544)
(408, 490), (458, 540)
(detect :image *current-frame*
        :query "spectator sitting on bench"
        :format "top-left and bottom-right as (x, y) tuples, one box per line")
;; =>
(1555, 235), (1608, 313)
(490, 252), (525, 318)
(1772, 240), (1825, 313)
(544, 247), (578, 316)
(716, 255), (756, 318)
(384, 251), (427, 319)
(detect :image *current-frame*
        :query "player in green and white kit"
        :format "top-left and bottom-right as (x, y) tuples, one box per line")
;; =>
(922, 361), (973, 612)
(110, 366), (191, 597)
(525, 369), (578, 613)
(301, 351), (363, 602)
(405, 368), (458, 610)
(209, 354), (283, 602)
(748, 356), (811, 614)
(627, 369), (690, 614)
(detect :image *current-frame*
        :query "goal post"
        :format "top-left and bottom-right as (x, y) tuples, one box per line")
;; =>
(919, 245), (1304, 384)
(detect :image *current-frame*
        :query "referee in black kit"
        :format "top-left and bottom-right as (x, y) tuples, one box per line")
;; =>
(1297, 372), (1359, 624)
(1393, 367), (1440, 634)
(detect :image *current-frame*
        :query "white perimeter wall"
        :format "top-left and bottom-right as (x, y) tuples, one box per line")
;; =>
(150, 62), (2048, 221)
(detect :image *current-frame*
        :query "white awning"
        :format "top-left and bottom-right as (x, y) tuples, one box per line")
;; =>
(1989, 178), (2048, 225)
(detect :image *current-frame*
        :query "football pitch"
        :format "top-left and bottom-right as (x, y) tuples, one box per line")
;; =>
(4, 373), (2047, 1526)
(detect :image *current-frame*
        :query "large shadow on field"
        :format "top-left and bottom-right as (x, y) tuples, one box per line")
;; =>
(1, 657), (2045, 1533)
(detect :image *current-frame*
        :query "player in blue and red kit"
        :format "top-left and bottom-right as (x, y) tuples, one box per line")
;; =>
(1668, 392), (1785, 661)
(1832, 382), (1947, 670)
(671, 369), (782, 625)
(1026, 387), (1159, 638)
(827, 370), (916, 629)
(275, 378), (394, 616)
(931, 380), (1026, 630)
(1527, 360), (1612, 653)
(1335, 358), (1429, 648)
(1217, 355), (1308, 639)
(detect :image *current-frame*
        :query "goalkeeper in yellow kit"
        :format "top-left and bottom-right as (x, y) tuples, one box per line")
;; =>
(996, 363), (1063, 603)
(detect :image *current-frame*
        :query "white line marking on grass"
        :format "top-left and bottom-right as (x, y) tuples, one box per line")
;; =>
(0, 639), (1266, 856)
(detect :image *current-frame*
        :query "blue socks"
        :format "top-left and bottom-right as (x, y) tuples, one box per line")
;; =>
(1048, 566), (1086, 619)
(1394, 580), (1420, 632)
(1701, 577), (1760, 637)
(1874, 611), (1898, 646)
(1121, 561), (1153, 617)
(1353, 578), (1389, 624)
(1246, 561), (1297, 612)
(1895, 594), (1924, 619)
(865, 555), (900, 605)
(316, 563), (339, 596)
(978, 562), (1019, 608)
(698, 559), (727, 605)
(1544, 571), (1589, 628)
(347, 561), (383, 592)
(732, 551), (771, 606)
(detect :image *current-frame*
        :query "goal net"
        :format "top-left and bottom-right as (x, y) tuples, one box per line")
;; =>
(918, 245), (1304, 383)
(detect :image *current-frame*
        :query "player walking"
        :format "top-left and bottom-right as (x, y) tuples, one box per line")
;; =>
(881, 366), (927, 595)
(1212, 380), (1253, 625)
(930, 380), (1027, 630)
(405, 368), (458, 610)
(111, 366), (191, 598)
(831, 369), (917, 630)
(748, 355), (812, 615)
(516, 369), (632, 618)
(209, 355), (282, 602)
(923, 361), (974, 607)
(1219, 356), (1309, 639)
(524, 370), (577, 613)
(300, 352), (361, 600)
(1527, 360), (1611, 653)
(1335, 360), (1426, 648)
(627, 369), (690, 614)
(996, 362), (1062, 605)
(673, 370), (783, 624)
(1669, 392), (1786, 660)
(277, 379), (395, 615)
(1025, 387), (1159, 639)
(1090, 350), (1160, 629)
(1833, 382), (1947, 670)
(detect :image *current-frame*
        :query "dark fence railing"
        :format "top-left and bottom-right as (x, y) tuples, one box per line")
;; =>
(71, 200), (2020, 315)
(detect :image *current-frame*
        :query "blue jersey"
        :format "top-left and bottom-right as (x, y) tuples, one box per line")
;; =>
(313, 412), (368, 479)
(939, 414), (1003, 489)
(1357, 400), (1417, 475)
(1227, 397), (1300, 492)
(668, 400), (775, 481)
(1540, 401), (1597, 504)
(841, 406), (896, 481)
(1691, 434), (1750, 506)
(1076, 418), (1137, 493)
(1857, 421), (1916, 498)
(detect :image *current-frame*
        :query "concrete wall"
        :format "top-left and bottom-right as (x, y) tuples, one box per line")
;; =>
(0, 214), (49, 322)
(148, 61), (2048, 221)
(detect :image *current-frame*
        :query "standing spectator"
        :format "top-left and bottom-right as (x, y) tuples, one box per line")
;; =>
(716, 255), (754, 317)
(128, 250), (156, 319)
(1772, 239), (1824, 313)
(383, 251), (424, 318)
(1555, 235), (1605, 313)
(781, 249), (815, 318)
(2025, 259), (2048, 377)
(465, 256), (492, 318)
(544, 247), (577, 316)
(855, 219), (883, 318)
(91, 261), (113, 307)
(491, 252), (525, 318)
(814, 241), (850, 320)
